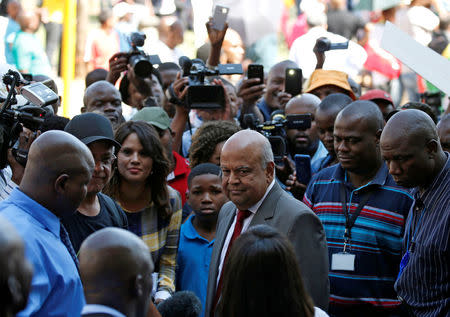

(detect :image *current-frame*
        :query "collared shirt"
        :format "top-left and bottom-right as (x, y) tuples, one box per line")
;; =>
(217, 179), (276, 284)
(311, 141), (329, 174)
(0, 188), (85, 316)
(81, 304), (126, 317)
(124, 186), (182, 301)
(304, 163), (413, 316)
(176, 215), (214, 317)
(395, 153), (450, 317)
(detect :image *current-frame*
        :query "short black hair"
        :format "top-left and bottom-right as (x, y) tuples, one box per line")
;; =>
(318, 93), (352, 112)
(401, 102), (438, 124)
(85, 68), (108, 88)
(187, 163), (222, 187)
(40, 115), (70, 133)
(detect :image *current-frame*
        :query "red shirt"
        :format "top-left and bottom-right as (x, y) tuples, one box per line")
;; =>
(168, 151), (190, 205)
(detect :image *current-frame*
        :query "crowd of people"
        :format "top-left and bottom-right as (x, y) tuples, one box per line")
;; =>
(0, 0), (449, 317)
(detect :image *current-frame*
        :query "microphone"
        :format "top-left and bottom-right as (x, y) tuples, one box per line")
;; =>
(156, 291), (202, 317)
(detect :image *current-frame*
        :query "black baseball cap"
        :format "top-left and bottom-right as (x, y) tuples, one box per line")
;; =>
(64, 113), (121, 148)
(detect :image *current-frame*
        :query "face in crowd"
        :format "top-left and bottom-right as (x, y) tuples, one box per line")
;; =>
(220, 130), (274, 211)
(83, 81), (123, 127)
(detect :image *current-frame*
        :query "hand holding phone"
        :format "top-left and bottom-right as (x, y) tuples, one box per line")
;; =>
(248, 64), (264, 84)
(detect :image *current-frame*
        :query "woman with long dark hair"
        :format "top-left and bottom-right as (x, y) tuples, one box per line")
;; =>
(218, 225), (328, 317)
(103, 121), (182, 302)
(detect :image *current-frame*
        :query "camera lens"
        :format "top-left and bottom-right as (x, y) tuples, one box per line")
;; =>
(129, 55), (152, 78)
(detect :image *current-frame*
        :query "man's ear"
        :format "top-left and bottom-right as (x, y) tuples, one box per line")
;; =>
(265, 161), (275, 182)
(375, 129), (382, 145)
(133, 274), (145, 298)
(80, 106), (86, 113)
(426, 139), (439, 157)
(54, 174), (69, 194)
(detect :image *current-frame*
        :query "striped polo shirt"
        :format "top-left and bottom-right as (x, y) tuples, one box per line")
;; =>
(395, 153), (450, 316)
(304, 163), (413, 316)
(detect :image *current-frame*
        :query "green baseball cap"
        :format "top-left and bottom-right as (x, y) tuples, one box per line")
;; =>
(131, 107), (170, 130)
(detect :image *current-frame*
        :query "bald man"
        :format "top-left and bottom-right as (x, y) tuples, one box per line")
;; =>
(79, 227), (154, 317)
(0, 130), (95, 316)
(83, 80), (123, 128)
(285, 93), (328, 173)
(256, 60), (298, 121)
(380, 109), (449, 316)
(304, 101), (413, 317)
(205, 130), (329, 316)
(437, 113), (450, 152)
(0, 217), (33, 317)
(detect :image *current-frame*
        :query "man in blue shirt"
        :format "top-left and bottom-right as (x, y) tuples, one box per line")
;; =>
(304, 101), (413, 316)
(0, 130), (95, 316)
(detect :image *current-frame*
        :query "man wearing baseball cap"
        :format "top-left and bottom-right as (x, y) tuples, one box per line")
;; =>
(132, 107), (190, 206)
(305, 69), (356, 101)
(360, 89), (395, 121)
(62, 113), (128, 253)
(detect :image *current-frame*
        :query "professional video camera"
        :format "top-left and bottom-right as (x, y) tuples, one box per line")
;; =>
(128, 32), (161, 78)
(178, 56), (243, 109)
(0, 70), (57, 169)
(244, 112), (311, 163)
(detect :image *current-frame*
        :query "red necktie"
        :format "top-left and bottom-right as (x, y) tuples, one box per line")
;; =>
(211, 209), (252, 316)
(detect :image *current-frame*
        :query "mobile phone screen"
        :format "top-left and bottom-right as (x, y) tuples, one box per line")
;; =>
(285, 68), (302, 97)
(294, 154), (312, 185)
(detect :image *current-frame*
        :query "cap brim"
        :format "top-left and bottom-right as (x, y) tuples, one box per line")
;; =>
(80, 136), (121, 149)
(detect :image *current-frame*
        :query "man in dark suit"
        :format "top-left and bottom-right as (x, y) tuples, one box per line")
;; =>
(79, 227), (155, 317)
(204, 130), (329, 316)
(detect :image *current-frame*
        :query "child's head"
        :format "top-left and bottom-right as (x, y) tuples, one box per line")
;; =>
(187, 163), (228, 219)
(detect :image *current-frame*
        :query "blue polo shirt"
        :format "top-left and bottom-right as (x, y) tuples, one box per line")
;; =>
(304, 163), (413, 316)
(0, 188), (85, 317)
(256, 98), (274, 121)
(176, 215), (214, 317)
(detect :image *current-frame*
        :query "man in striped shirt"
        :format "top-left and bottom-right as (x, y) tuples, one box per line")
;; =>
(304, 101), (413, 316)
(381, 109), (449, 316)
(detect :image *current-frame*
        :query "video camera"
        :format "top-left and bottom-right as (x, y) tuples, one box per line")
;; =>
(128, 32), (161, 78)
(244, 112), (311, 163)
(0, 70), (56, 169)
(178, 56), (243, 109)
(315, 37), (349, 52)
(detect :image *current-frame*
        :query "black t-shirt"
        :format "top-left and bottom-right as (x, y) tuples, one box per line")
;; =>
(63, 192), (128, 253)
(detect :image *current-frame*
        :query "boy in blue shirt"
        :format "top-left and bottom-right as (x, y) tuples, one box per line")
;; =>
(176, 163), (228, 317)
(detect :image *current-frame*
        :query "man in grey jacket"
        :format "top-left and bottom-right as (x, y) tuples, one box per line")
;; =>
(204, 130), (329, 316)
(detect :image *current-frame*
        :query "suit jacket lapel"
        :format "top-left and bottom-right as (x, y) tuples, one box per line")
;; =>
(250, 181), (284, 225)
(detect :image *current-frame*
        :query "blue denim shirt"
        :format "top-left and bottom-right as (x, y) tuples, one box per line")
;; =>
(0, 188), (85, 317)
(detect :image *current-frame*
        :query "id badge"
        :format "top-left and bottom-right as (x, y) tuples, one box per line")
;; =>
(331, 252), (355, 271)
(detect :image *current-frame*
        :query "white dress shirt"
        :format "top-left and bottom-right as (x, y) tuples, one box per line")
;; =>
(216, 179), (276, 285)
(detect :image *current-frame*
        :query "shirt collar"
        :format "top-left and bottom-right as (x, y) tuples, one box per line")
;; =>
(81, 304), (126, 317)
(9, 188), (60, 238)
(248, 178), (276, 214)
(331, 162), (388, 189)
(413, 152), (450, 201)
